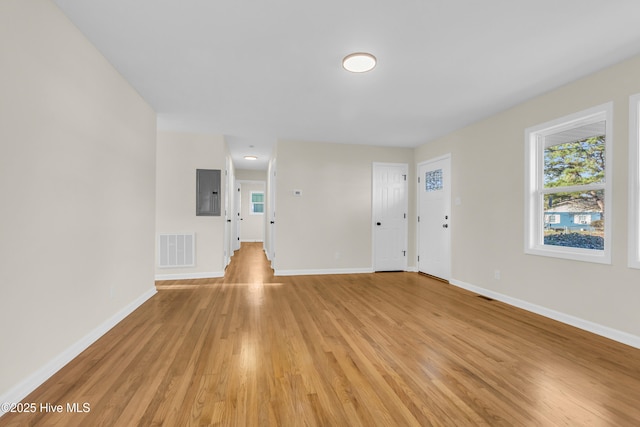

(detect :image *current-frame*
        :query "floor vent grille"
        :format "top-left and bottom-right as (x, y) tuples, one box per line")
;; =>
(158, 233), (195, 268)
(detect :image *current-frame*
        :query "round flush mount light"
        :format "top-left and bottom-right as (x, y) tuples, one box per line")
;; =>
(342, 52), (377, 73)
(244, 155), (258, 160)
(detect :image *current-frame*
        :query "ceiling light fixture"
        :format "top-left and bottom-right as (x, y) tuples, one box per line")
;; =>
(244, 155), (258, 160)
(342, 52), (377, 73)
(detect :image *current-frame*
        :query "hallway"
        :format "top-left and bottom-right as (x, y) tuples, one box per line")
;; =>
(156, 242), (276, 289)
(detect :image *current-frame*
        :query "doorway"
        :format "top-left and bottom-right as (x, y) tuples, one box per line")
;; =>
(237, 180), (266, 244)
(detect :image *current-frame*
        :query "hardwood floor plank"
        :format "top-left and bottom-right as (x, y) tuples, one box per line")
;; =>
(2, 242), (640, 426)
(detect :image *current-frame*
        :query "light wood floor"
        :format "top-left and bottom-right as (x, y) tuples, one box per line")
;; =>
(3, 242), (640, 426)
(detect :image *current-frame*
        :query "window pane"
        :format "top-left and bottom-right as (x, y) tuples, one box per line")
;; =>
(543, 190), (604, 250)
(252, 192), (264, 203)
(425, 169), (443, 192)
(526, 105), (611, 263)
(544, 127), (605, 188)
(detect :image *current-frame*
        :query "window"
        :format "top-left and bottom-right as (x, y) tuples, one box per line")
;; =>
(425, 169), (443, 192)
(630, 94), (640, 268)
(525, 103), (612, 263)
(250, 191), (264, 214)
(574, 214), (592, 225)
(545, 214), (560, 225)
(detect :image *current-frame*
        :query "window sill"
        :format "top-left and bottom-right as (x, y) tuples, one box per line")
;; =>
(525, 245), (611, 265)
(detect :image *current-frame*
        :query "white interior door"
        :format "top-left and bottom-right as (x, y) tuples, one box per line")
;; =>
(224, 158), (235, 267)
(223, 172), (230, 267)
(418, 155), (451, 280)
(267, 159), (277, 267)
(234, 183), (241, 251)
(373, 163), (408, 271)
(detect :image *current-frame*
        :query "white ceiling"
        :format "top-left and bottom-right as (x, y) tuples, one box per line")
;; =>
(53, 0), (640, 170)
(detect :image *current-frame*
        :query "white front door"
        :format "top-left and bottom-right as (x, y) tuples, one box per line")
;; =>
(418, 155), (451, 280)
(373, 163), (408, 271)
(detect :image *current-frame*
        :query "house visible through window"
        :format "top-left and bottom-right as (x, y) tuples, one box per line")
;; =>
(250, 191), (264, 214)
(525, 103), (612, 263)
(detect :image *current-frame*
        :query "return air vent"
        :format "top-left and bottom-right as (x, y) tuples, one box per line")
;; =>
(158, 233), (195, 268)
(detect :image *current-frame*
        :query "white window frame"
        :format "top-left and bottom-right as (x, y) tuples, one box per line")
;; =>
(250, 191), (264, 215)
(629, 94), (640, 269)
(524, 103), (613, 264)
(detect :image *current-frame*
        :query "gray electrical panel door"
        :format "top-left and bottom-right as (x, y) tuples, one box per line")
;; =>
(196, 169), (221, 216)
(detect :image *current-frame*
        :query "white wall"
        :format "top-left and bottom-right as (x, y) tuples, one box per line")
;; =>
(0, 0), (157, 402)
(415, 55), (640, 342)
(274, 139), (415, 274)
(236, 169), (267, 181)
(155, 131), (228, 279)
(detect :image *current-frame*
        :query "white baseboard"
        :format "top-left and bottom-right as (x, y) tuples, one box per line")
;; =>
(155, 271), (224, 281)
(275, 267), (374, 276)
(0, 287), (157, 416)
(450, 279), (640, 350)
